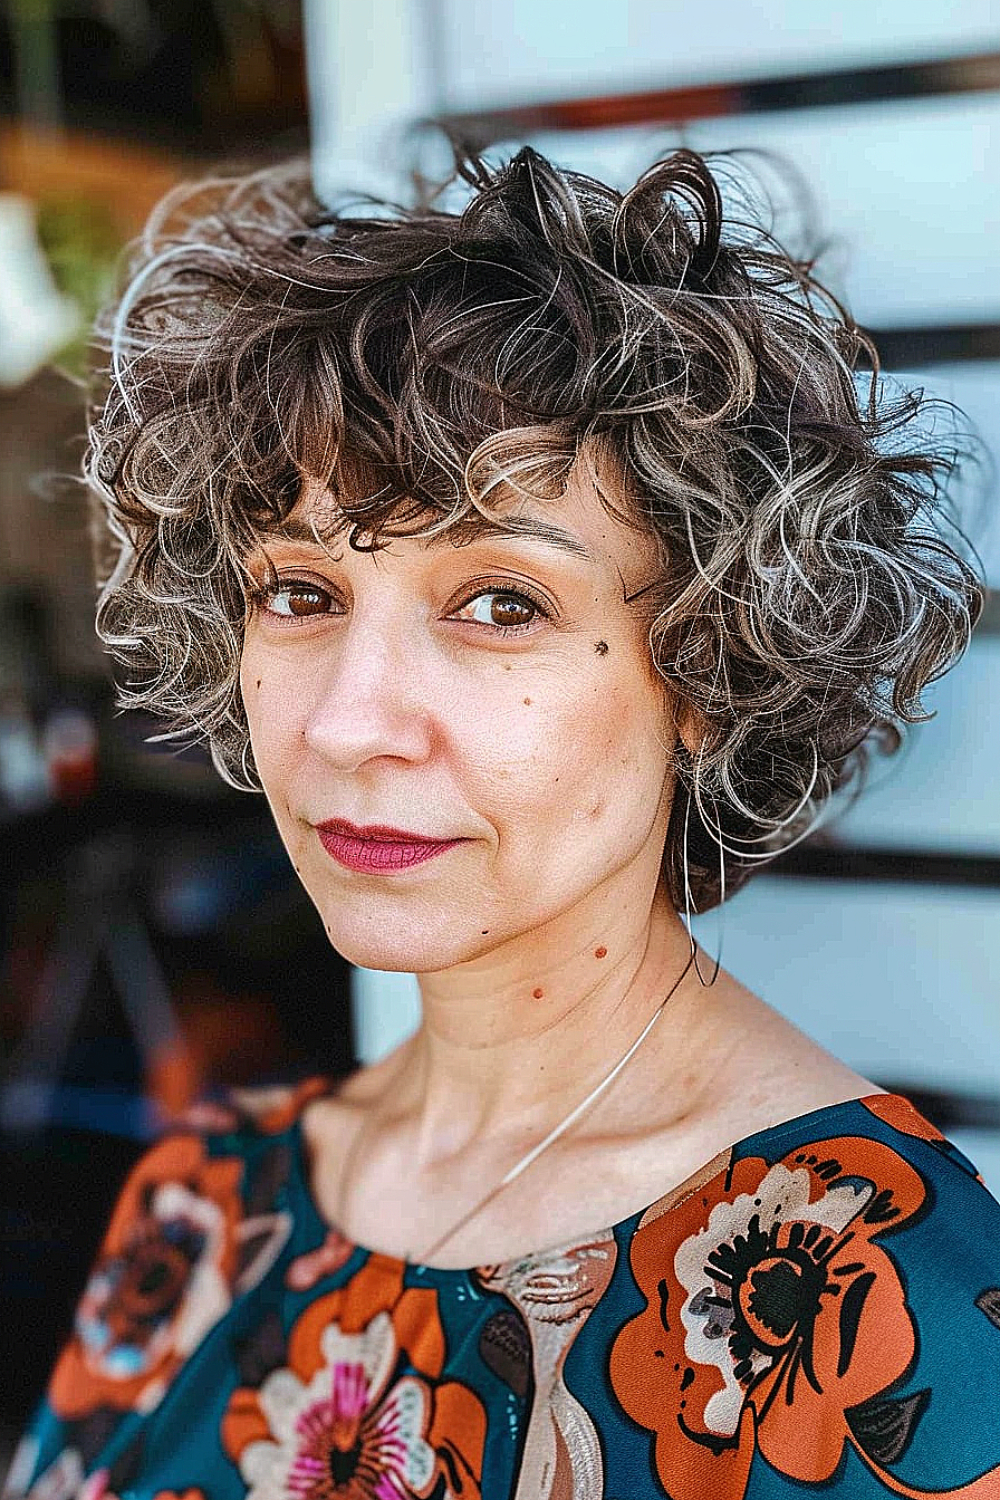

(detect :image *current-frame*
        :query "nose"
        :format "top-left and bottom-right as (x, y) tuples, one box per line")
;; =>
(302, 605), (435, 772)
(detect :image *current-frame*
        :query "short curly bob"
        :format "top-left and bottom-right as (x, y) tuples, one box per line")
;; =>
(88, 143), (985, 913)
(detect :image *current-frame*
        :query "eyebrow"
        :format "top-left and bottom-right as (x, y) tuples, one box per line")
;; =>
(266, 515), (593, 562)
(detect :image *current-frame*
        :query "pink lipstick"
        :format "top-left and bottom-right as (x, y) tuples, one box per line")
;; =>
(314, 819), (464, 874)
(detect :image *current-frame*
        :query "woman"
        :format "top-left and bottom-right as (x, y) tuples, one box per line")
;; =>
(8, 146), (999, 1500)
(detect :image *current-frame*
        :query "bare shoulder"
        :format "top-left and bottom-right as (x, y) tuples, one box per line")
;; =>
(689, 970), (887, 1143)
(299, 1041), (408, 1155)
(563, 967), (888, 1225)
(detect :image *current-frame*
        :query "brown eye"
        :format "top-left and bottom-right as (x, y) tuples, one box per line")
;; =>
(455, 586), (549, 635)
(260, 582), (335, 620)
(488, 593), (535, 627)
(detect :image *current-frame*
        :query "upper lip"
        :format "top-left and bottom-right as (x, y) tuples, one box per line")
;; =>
(314, 817), (458, 844)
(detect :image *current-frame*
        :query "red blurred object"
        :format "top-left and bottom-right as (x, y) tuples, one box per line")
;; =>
(43, 707), (98, 804)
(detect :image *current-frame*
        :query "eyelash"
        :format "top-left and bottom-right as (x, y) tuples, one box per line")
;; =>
(251, 576), (554, 637)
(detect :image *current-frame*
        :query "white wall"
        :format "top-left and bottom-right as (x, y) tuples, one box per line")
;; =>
(832, 635), (1000, 851)
(435, 0), (997, 106)
(501, 93), (1000, 329)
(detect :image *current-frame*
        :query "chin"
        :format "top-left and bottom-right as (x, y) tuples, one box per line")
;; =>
(318, 911), (499, 974)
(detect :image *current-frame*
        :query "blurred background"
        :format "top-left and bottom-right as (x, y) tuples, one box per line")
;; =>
(1, 0), (998, 1460)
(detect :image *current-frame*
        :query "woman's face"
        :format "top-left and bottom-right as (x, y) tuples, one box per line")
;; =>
(239, 465), (682, 973)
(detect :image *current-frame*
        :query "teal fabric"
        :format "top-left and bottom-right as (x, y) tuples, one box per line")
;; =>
(7, 1087), (1000, 1500)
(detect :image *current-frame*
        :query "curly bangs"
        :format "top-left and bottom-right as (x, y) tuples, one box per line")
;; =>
(87, 144), (985, 911)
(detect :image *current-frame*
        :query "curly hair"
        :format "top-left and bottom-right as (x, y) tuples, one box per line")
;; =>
(87, 143), (985, 912)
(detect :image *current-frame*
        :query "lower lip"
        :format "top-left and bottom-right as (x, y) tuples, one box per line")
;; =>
(316, 830), (464, 873)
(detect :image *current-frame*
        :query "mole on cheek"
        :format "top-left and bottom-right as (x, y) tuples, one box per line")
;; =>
(532, 987), (544, 999)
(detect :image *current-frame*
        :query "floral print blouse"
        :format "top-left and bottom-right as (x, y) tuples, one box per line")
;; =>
(6, 1082), (1000, 1500)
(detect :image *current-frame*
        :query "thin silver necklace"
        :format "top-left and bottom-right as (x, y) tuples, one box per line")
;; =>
(406, 945), (699, 1266)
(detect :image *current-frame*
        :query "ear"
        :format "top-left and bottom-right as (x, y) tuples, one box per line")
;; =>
(672, 700), (705, 761)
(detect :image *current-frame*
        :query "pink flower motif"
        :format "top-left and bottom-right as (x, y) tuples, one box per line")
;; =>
(286, 1231), (356, 1291)
(78, 1469), (116, 1500)
(288, 1361), (412, 1498)
(234, 1312), (437, 1499)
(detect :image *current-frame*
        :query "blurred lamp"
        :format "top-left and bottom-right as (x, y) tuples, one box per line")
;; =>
(0, 192), (79, 389)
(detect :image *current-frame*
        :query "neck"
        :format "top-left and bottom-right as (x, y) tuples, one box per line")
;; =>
(386, 879), (707, 1167)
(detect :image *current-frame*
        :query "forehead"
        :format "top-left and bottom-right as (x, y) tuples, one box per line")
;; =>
(281, 458), (657, 579)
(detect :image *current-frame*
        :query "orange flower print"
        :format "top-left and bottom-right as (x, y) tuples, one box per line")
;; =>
(49, 1134), (290, 1420)
(228, 1076), (332, 1135)
(8, 1445), (87, 1500)
(610, 1135), (932, 1500)
(11, 1448), (208, 1500)
(78, 1466), (115, 1500)
(79, 1466), (204, 1500)
(858, 1095), (991, 1195)
(861, 1094), (949, 1148)
(223, 1259), (486, 1500)
(1, 1450), (168, 1500)
(286, 1230), (356, 1291)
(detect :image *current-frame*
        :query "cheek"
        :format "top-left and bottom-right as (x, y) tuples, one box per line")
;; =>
(581, 661), (674, 812)
(482, 668), (668, 824)
(239, 647), (292, 786)
(580, 723), (670, 832)
(239, 650), (264, 741)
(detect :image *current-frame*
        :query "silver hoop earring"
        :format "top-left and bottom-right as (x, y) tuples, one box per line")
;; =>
(681, 786), (725, 987)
